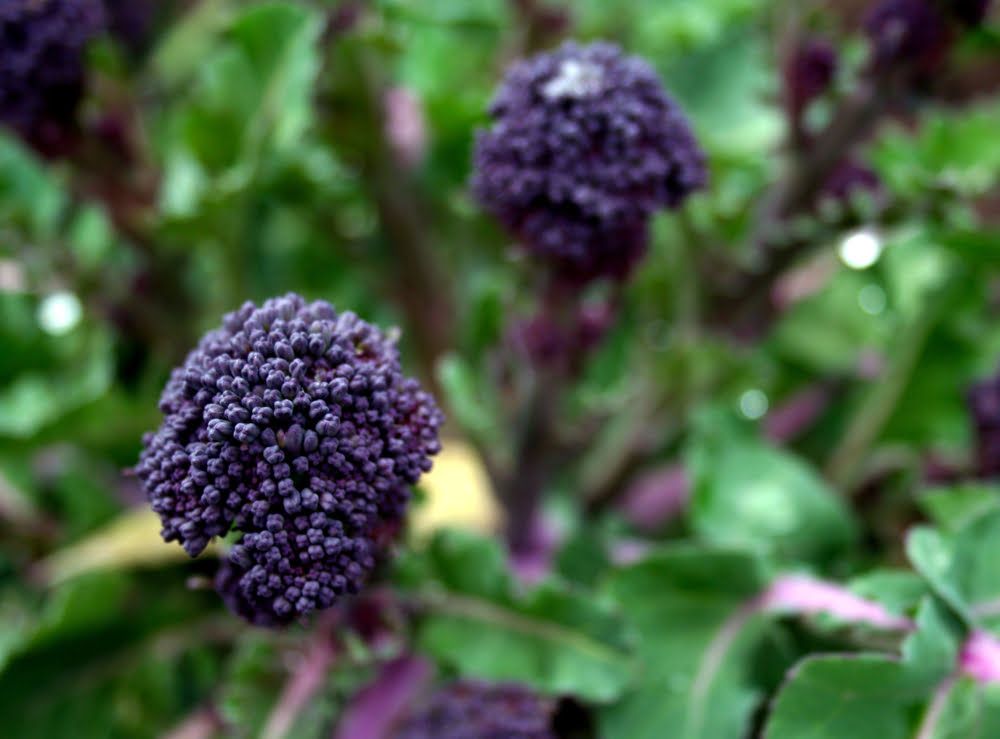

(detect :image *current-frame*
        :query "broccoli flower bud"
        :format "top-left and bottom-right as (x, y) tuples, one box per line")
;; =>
(472, 41), (707, 283)
(137, 294), (443, 625)
(0, 0), (105, 157)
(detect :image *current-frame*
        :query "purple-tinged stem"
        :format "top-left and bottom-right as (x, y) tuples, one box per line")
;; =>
(261, 614), (338, 739)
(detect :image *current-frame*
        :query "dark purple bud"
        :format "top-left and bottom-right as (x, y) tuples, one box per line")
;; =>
(0, 0), (105, 157)
(473, 41), (707, 283)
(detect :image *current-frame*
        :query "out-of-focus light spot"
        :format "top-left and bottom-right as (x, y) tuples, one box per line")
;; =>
(37, 291), (82, 335)
(858, 284), (887, 315)
(838, 228), (883, 270)
(739, 389), (769, 420)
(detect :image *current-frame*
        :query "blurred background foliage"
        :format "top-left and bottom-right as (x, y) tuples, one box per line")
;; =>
(2, 0), (1000, 737)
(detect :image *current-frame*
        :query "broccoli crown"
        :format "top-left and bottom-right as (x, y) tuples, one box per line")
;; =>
(969, 374), (1000, 478)
(0, 0), (105, 157)
(136, 294), (443, 625)
(864, 0), (951, 71)
(785, 38), (838, 116)
(472, 41), (707, 282)
(393, 682), (557, 739)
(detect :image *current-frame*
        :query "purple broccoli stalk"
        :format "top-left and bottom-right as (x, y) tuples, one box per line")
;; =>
(473, 41), (707, 283)
(0, 0), (106, 157)
(510, 301), (614, 370)
(136, 294), (444, 626)
(392, 681), (558, 739)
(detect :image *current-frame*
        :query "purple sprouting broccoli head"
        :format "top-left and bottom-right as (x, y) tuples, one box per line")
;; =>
(0, 0), (105, 157)
(864, 0), (953, 72)
(136, 294), (444, 626)
(472, 41), (707, 283)
(392, 681), (558, 739)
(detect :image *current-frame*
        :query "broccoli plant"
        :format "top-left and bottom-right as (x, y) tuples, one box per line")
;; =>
(1, 1), (999, 738)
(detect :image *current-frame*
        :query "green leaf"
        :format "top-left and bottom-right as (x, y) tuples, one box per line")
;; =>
(435, 354), (502, 444)
(152, 0), (239, 88)
(770, 268), (892, 374)
(873, 101), (1000, 197)
(919, 485), (1000, 532)
(0, 295), (114, 438)
(160, 2), (322, 215)
(764, 598), (957, 739)
(934, 229), (1000, 270)
(404, 529), (635, 702)
(219, 635), (284, 736)
(926, 679), (1000, 739)
(0, 133), (67, 237)
(228, 3), (322, 154)
(0, 575), (225, 738)
(664, 29), (782, 158)
(687, 415), (857, 564)
(599, 546), (771, 739)
(0, 573), (129, 674)
(907, 527), (971, 621)
(763, 655), (915, 739)
(907, 508), (1000, 628)
(848, 569), (928, 616)
(902, 599), (962, 685)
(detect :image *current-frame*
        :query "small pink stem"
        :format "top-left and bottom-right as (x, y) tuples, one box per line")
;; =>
(262, 617), (338, 739)
(761, 574), (913, 631)
(914, 674), (958, 739)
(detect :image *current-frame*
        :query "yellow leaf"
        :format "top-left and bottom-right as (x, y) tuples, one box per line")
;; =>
(410, 437), (502, 537)
(35, 509), (215, 586)
(36, 438), (499, 584)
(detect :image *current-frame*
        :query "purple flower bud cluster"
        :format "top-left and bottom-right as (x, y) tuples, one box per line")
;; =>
(969, 372), (1000, 478)
(864, 0), (952, 72)
(785, 38), (838, 120)
(0, 0), (105, 157)
(392, 681), (557, 739)
(473, 41), (707, 283)
(136, 294), (443, 625)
